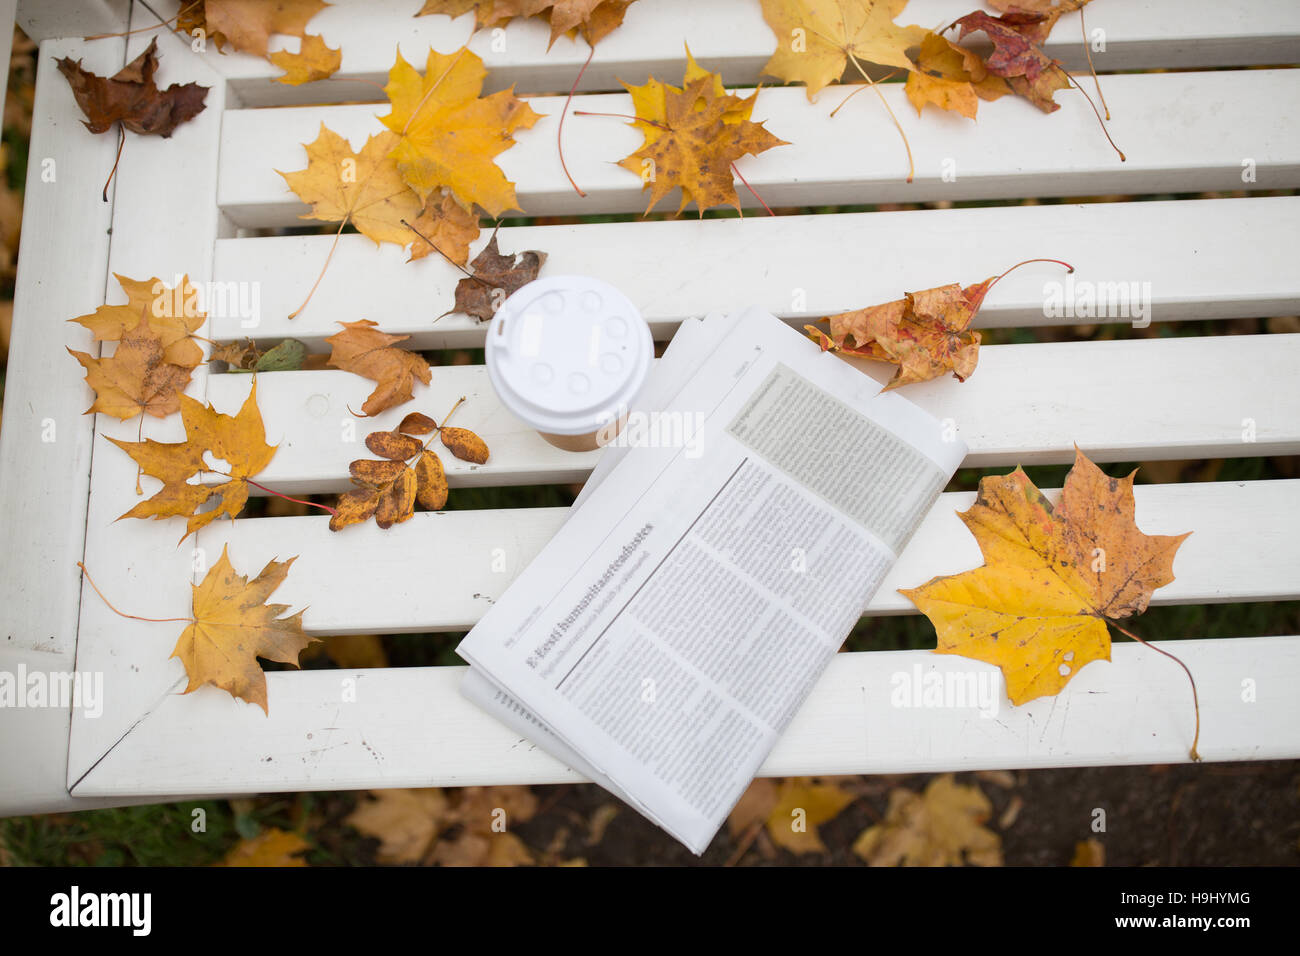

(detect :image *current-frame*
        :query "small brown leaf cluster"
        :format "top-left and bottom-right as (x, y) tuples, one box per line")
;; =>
(331, 403), (490, 532)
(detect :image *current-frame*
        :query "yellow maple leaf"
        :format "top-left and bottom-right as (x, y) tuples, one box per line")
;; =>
(758, 0), (928, 99)
(900, 447), (1191, 706)
(379, 47), (541, 217)
(172, 543), (315, 714)
(618, 51), (788, 215)
(270, 33), (342, 85)
(853, 774), (1002, 866)
(278, 124), (423, 248)
(109, 380), (278, 542)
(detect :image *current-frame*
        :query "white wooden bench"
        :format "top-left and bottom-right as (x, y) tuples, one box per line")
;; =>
(2, 0), (1298, 818)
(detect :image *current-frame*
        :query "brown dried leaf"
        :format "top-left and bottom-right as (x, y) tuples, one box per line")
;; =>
(449, 234), (545, 322)
(365, 430), (424, 460)
(56, 37), (208, 137)
(326, 319), (431, 417)
(415, 450), (448, 510)
(439, 426), (489, 464)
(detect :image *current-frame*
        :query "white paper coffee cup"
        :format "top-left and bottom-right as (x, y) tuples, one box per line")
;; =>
(485, 275), (653, 453)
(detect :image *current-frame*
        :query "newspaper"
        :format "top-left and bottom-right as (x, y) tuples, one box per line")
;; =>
(456, 306), (968, 853)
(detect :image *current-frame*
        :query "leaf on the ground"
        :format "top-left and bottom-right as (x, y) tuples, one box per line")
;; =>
(200, 0), (329, 57)
(407, 190), (481, 265)
(347, 785), (536, 866)
(108, 380), (278, 541)
(1071, 837), (1105, 866)
(219, 828), (312, 866)
(431, 785), (538, 867)
(270, 34), (342, 85)
(448, 233), (546, 321)
(379, 47), (540, 217)
(952, 10), (1069, 112)
(905, 32), (1010, 119)
(71, 273), (206, 370)
(900, 447), (1191, 705)
(57, 36), (208, 137)
(758, 0), (928, 100)
(323, 633), (389, 669)
(171, 543), (314, 714)
(805, 277), (995, 390)
(853, 774), (1003, 866)
(68, 317), (194, 421)
(279, 125), (424, 248)
(618, 49), (787, 215)
(728, 776), (853, 855)
(347, 789), (449, 863)
(325, 319), (431, 417)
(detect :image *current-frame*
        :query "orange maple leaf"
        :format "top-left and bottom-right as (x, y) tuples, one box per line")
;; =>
(619, 50), (788, 215)
(67, 315), (194, 420)
(806, 259), (1072, 390)
(325, 319), (432, 417)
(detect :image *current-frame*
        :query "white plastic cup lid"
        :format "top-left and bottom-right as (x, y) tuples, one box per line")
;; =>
(485, 275), (653, 436)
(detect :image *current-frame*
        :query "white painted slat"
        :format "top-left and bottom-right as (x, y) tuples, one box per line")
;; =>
(16, 0), (128, 42)
(0, 36), (134, 817)
(66, 27), (230, 793)
(69, 636), (1300, 796)
(141, 0), (1300, 106)
(211, 196), (1300, 350)
(196, 479), (1300, 634)
(202, 333), (1300, 495)
(218, 69), (1300, 223)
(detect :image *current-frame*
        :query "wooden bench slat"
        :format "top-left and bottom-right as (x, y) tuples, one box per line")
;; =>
(69, 635), (1300, 796)
(202, 332), (1300, 493)
(195, 479), (1300, 634)
(218, 69), (1300, 224)
(137, 0), (1300, 106)
(209, 195), (1300, 349)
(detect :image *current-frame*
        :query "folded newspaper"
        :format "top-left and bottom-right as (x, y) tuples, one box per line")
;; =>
(456, 306), (968, 854)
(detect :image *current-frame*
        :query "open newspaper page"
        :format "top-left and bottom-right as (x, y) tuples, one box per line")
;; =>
(456, 306), (968, 853)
